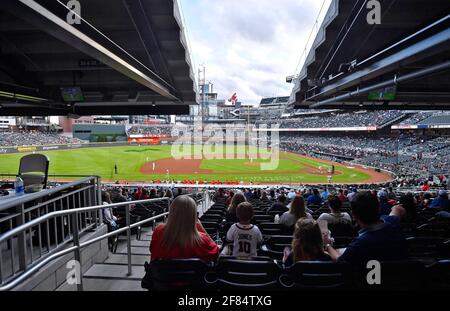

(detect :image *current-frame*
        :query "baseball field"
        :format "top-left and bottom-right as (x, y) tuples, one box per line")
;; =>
(0, 145), (392, 184)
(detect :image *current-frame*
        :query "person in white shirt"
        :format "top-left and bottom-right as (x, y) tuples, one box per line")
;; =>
(102, 191), (119, 251)
(226, 202), (263, 258)
(318, 195), (352, 225)
(347, 188), (358, 202)
(102, 191), (118, 228)
(280, 196), (313, 228)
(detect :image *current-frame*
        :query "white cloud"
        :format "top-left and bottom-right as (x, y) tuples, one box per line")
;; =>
(182, 0), (328, 105)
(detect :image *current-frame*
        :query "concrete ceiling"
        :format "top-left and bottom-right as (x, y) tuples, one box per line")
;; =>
(0, 0), (198, 116)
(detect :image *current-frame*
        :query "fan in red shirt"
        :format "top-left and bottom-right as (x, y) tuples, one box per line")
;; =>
(150, 195), (219, 263)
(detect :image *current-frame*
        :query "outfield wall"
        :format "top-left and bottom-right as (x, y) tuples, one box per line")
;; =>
(0, 142), (133, 155)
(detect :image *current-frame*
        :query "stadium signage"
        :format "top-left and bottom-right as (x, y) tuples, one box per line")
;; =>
(70, 144), (82, 149)
(254, 127), (378, 132)
(0, 148), (7, 154)
(391, 125), (418, 130)
(42, 146), (60, 150)
(17, 147), (36, 153)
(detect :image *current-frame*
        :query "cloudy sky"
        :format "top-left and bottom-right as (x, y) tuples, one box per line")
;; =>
(179, 0), (329, 105)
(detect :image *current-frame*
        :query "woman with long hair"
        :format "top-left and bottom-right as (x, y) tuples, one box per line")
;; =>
(399, 192), (417, 221)
(283, 218), (331, 266)
(225, 190), (235, 206)
(279, 196), (312, 227)
(226, 192), (247, 223)
(150, 195), (219, 262)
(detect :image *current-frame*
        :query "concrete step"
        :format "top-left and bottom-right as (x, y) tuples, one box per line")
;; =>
(104, 253), (149, 265)
(114, 245), (150, 256)
(83, 263), (145, 280)
(132, 240), (151, 247)
(57, 277), (144, 291)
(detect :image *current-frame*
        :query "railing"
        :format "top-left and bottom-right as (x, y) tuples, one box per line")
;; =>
(0, 191), (210, 291)
(0, 176), (102, 286)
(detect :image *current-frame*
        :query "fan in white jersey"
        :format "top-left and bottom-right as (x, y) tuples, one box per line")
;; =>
(225, 202), (263, 258)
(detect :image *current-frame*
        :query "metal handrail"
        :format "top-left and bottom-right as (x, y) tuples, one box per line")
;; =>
(0, 197), (168, 244)
(0, 176), (99, 211)
(0, 192), (210, 291)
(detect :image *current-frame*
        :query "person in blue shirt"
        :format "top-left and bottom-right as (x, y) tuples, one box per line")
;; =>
(307, 188), (322, 206)
(321, 188), (330, 201)
(268, 195), (289, 213)
(429, 190), (450, 210)
(324, 191), (407, 265)
(378, 190), (393, 216)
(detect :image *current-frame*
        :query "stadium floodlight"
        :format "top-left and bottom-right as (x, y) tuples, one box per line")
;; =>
(307, 79), (323, 87)
(286, 75), (297, 83)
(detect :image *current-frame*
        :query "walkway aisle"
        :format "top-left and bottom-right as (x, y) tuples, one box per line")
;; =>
(57, 226), (153, 291)
(57, 200), (210, 291)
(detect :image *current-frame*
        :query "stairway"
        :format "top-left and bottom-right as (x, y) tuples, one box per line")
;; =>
(56, 226), (153, 291)
(57, 201), (209, 291)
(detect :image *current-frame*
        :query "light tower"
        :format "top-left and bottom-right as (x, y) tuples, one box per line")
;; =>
(198, 64), (206, 125)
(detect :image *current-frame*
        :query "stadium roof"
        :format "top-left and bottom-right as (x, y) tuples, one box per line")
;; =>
(0, 0), (197, 116)
(289, 0), (450, 110)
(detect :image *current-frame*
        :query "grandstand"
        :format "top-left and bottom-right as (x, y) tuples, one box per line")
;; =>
(0, 131), (86, 147)
(0, 0), (449, 297)
(274, 110), (406, 129)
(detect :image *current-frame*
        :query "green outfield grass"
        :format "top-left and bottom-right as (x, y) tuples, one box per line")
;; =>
(0, 145), (371, 183)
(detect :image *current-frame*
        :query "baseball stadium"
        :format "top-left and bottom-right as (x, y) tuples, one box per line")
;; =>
(0, 142), (391, 184)
(0, 0), (449, 298)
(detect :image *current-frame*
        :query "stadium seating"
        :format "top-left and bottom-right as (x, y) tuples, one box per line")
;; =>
(143, 259), (212, 290)
(280, 133), (450, 177)
(97, 186), (450, 291)
(143, 257), (448, 291)
(209, 257), (282, 290)
(269, 111), (405, 129)
(0, 130), (86, 147)
(279, 261), (352, 290)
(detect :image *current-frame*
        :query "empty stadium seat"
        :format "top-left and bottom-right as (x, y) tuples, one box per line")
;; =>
(212, 258), (281, 290)
(143, 259), (212, 290)
(280, 261), (352, 290)
(328, 223), (357, 237)
(258, 223), (292, 236)
(200, 214), (223, 223)
(426, 260), (450, 290)
(259, 235), (292, 260)
(253, 215), (274, 224)
(201, 222), (221, 238)
(415, 223), (449, 237)
(354, 260), (426, 290)
(332, 236), (354, 249)
(406, 236), (444, 260)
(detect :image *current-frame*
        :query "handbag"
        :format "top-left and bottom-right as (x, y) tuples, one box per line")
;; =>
(141, 261), (153, 290)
